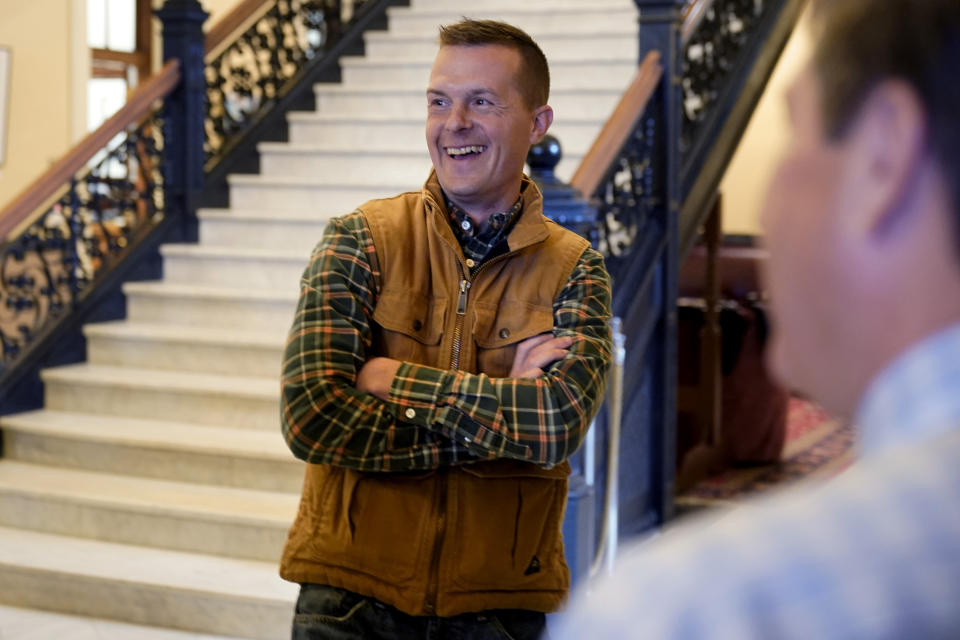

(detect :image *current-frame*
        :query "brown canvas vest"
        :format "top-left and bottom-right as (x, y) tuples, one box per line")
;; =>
(280, 172), (590, 616)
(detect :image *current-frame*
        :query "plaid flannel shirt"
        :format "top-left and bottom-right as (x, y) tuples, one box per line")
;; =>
(282, 203), (612, 472)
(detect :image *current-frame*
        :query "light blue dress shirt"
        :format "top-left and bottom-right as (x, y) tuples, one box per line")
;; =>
(555, 323), (960, 639)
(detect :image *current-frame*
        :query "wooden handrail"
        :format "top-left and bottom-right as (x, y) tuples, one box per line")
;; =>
(205, 0), (271, 56)
(0, 59), (181, 241)
(570, 51), (663, 199)
(682, 0), (714, 44)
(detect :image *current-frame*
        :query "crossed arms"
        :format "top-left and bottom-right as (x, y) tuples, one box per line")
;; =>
(281, 212), (613, 472)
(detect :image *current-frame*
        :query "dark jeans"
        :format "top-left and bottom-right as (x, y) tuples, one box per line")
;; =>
(292, 584), (548, 640)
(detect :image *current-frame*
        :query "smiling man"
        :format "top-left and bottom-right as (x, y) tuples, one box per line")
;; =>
(278, 19), (612, 640)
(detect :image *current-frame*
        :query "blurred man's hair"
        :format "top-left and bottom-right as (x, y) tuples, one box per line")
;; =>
(814, 0), (960, 221)
(438, 18), (550, 109)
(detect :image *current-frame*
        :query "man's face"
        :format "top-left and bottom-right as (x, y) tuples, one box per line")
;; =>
(426, 44), (551, 216)
(760, 66), (857, 408)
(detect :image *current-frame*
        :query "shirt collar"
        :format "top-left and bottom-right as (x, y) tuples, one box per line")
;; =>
(854, 322), (960, 456)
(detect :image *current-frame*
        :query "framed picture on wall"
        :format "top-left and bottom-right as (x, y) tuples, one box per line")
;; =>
(0, 46), (9, 168)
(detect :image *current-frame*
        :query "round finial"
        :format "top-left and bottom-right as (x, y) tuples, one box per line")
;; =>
(527, 135), (562, 173)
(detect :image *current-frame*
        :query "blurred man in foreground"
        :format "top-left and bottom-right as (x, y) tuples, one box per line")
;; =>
(557, 1), (960, 637)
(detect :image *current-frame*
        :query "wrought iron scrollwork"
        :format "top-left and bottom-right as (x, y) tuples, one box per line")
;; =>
(204, 0), (371, 164)
(681, 0), (770, 155)
(591, 112), (660, 258)
(0, 112), (165, 371)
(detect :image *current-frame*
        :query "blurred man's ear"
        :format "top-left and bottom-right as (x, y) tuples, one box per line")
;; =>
(529, 105), (554, 144)
(842, 80), (927, 240)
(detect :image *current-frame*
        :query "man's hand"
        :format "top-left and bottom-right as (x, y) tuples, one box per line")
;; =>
(510, 334), (574, 379)
(356, 357), (402, 400)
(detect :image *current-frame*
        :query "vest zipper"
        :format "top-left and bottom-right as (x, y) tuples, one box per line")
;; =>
(424, 468), (448, 615)
(449, 278), (471, 370)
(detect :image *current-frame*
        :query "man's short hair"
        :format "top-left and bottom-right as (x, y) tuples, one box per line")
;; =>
(813, 0), (960, 234)
(438, 18), (550, 109)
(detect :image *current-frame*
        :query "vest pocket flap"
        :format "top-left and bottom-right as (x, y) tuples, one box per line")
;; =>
(459, 459), (570, 480)
(473, 302), (554, 348)
(373, 291), (446, 345)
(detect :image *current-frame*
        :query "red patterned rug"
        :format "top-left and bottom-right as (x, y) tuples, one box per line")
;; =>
(675, 398), (856, 506)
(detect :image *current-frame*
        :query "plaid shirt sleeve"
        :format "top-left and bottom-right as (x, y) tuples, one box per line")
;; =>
(281, 212), (479, 472)
(386, 247), (613, 467)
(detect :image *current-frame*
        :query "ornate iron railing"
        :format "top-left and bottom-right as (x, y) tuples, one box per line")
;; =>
(204, 0), (377, 168)
(0, 116), (166, 367)
(554, 0), (806, 537)
(0, 61), (180, 381)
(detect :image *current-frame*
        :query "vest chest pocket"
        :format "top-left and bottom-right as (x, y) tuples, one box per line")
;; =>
(372, 291), (447, 366)
(474, 302), (555, 378)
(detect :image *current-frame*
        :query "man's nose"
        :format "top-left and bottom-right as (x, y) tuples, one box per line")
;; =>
(445, 103), (471, 131)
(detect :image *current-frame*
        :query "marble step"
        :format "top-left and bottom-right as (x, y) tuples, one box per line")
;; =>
(123, 282), (298, 332)
(84, 321), (285, 378)
(257, 142), (583, 185)
(227, 174), (410, 213)
(41, 363), (279, 431)
(410, 0), (632, 9)
(258, 145), (433, 184)
(363, 28), (638, 61)
(385, 5), (638, 35)
(0, 603), (249, 640)
(198, 208), (329, 252)
(0, 461), (296, 562)
(0, 526), (297, 639)
(339, 55), (635, 89)
(286, 113), (602, 152)
(0, 410), (303, 492)
(313, 84), (624, 120)
(160, 244), (308, 290)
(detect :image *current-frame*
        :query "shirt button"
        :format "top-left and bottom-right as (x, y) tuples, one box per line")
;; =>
(461, 220), (471, 231)
(465, 258), (476, 268)
(412, 319), (423, 331)
(405, 408), (416, 419)
(499, 328), (510, 339)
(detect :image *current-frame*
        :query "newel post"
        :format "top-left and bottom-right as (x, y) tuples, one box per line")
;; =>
(527, 135), (598, 244)
(156, 0), (209, 243)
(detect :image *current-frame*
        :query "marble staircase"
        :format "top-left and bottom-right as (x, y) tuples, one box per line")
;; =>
(0, 1), (637, 638)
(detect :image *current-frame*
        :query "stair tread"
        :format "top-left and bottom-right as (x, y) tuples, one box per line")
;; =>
(0, 461), (298, 524)
(0, 604), (249, 640)
(364, 28), (638, 43)
(0, 525), (298, 600)
(197, 208), (330, 222)
(160, 243), (308, 261)
(257, 144), (429, 157)
(287, 111), (605, 124)
(123, 281), (298, 302)
(339, 55), (636, 68)
(84, 321), (285, 347)
(226, 173), (412, 189)
(388, 4), (633, 17)
(313, 83), (625, 96)
(0, 410), (292, 460)
(40, 363), (278, 398)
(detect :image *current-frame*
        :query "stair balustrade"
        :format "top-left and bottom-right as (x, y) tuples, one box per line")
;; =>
(0, 0), (405, 412)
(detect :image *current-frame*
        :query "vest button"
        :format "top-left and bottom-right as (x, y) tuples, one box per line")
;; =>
(412, 319), (423, 331)
(499, 328), (510, 339)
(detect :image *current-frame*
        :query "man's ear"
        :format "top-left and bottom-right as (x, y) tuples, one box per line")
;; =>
(843, 80), (927, 239)
(530, 105), (554, 144)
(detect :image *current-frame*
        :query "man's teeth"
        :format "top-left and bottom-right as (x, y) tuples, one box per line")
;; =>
(446, 145), (486, 157)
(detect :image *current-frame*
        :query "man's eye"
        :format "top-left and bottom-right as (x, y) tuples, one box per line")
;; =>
(429, 98), (447, 107)
(475, 98), (489, 106)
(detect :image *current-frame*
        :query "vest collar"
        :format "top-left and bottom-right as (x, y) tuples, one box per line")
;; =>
(421, 170), (551, 255)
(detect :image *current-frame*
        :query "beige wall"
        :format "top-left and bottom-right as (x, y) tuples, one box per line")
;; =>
(0, 0), (82, 210)
(719, 5), (814, 235)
